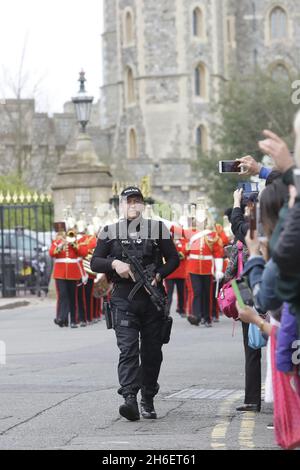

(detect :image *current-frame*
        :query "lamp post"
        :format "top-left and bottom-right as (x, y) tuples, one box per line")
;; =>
(52, 72), (112, 225)
(68, 70), (99, 167)
(72, 70), (94, 133)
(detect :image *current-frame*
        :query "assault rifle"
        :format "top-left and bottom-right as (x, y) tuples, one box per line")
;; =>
(117, 240), (167, 314)
(117, 239), (173, 344)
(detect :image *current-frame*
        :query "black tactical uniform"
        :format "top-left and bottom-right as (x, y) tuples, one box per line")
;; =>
(91, 199), (179, 421)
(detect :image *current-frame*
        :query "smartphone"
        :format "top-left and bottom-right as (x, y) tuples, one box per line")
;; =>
(219, 160), (242, 174)
(238, 181), (259, 193)
(248, 201), (257, 240)
(231, 279), (254, 308)
(293, 169), (300, 194)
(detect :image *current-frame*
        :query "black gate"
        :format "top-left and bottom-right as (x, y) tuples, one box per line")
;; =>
(0, 192), (54, 298)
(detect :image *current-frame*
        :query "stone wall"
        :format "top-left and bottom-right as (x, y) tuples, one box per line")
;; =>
(0, 99), (105, 192)
(101, 0), (300, 204)
(228, 0), (300, 75)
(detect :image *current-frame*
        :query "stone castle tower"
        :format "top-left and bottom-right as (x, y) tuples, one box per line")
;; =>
(101, 0), (300, 203)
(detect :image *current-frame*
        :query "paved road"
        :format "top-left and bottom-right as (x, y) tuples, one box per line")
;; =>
(0, 299), (277, 450)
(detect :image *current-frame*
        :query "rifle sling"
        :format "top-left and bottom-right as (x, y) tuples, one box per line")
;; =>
(128, 280), (144, 301)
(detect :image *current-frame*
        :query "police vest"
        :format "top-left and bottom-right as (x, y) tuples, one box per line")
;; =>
(108, 219), (163, 283)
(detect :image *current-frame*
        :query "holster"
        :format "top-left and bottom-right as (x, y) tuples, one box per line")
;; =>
(161, 316), (173, 344)
(103, 300), (114, 330)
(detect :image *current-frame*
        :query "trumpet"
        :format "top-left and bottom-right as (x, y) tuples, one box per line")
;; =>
(67, 229), (77, 238)
(65, 229), (77, 247)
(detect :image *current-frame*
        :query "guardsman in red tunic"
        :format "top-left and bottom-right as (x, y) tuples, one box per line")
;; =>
(165, 235), (189, 317)
(177, 225), (197, 321)
(186, 228), (224, 327)
(211, 224), (230, 322)
(50, 223), (89, 328)
(76, 222), (91, 327)
(80, 226), (99, 324)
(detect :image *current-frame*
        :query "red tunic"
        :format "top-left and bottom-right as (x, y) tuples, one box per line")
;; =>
(49, 239), (89, 280)
(166, 238), (189, 280)
(187, 231), (224, 276)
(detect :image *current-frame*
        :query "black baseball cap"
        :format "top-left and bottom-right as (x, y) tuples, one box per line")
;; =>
(120, 186), (144, 201)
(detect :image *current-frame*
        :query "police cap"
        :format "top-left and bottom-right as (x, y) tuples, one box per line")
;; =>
(120, 186), (144, 201)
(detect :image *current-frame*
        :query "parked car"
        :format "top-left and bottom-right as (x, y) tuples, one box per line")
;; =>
(0, 229), (53, 291)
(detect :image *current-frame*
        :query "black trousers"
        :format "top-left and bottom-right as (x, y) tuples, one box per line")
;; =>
(110, 294), (164, 399)
(85, 278), (95, 322)
(77, 283), (87, 322)
(190, 274), (211, 323)
(211, 280), (219, 319)
(55, 279), (77, 324)
(165, 279), (185, 313)
(242, 322), (262, 406)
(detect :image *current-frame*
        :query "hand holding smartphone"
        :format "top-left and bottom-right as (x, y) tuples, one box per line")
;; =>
(231, 278), (254, 308)
(219, 160), (244, 174)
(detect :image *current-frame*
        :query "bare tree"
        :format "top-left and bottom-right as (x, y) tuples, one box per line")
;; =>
(0, 34), (47, 180)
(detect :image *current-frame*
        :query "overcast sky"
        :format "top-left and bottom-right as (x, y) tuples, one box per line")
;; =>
(0, 0), (104, 114)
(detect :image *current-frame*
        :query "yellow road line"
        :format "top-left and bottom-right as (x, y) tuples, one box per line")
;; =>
(211, 391), (243, 450)
(238, 412), (256, 449)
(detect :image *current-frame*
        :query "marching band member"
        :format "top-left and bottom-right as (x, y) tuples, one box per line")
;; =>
(165, 227), (189, 317)
(50, 220), (89, 328)
(186, 212), (225, 327)
(76, 220), (90, 327)
(81, 223), (100, 323)
(211, 223), (230, 322)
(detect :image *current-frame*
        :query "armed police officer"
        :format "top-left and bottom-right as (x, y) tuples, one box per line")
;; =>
(91, 187), (179, 421)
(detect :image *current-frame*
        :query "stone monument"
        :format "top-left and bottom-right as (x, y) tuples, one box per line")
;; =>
(52, 72), (112, 221)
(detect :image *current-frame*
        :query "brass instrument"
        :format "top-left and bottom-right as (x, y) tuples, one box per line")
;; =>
(82, 252), (112, 298)
(82, 253), (96, 276)
(64, 229), (78, 249)
(67, 229), (76, 238)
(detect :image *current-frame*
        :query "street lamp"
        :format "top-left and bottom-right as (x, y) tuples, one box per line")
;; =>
(72, 70), (94, 133)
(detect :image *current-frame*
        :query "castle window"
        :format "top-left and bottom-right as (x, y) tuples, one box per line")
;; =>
(128, 128), (138, 159)
(193, 7), (204, 38)
(196, 125), (208, 152)
(271, 63), (290, 81)
(125, 66), (135, 105)
(124, 10), (134, 45)
(194, 63), (207, 99)
(270, 6), (288, 41)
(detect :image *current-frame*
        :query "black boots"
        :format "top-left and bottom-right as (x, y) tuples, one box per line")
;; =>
(54, 318), (64, 328)
(140, 397), (157, 419)
(119, 394), (140, 421)
(119, 395), (157, 421)
(187, 315), (200, 326)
